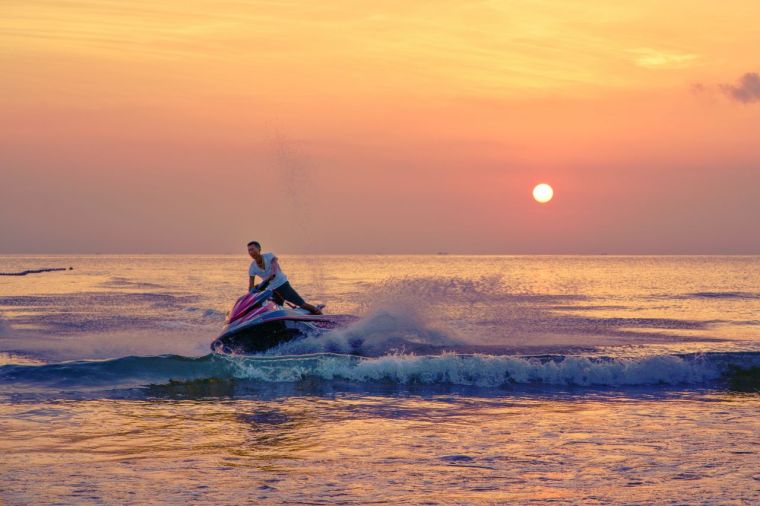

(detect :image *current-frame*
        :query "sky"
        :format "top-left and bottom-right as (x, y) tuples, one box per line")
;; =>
(1, 0), (759, 254)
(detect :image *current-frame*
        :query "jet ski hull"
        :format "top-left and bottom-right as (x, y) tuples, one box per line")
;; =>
(211, 290), (355, 354)
(211, 319), (313, 354)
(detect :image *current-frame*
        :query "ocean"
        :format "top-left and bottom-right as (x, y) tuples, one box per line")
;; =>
(1, 255), (759, 504)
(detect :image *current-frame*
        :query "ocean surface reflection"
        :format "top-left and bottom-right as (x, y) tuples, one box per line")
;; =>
(2, 390), (759, 504)
(2, 255), (759, 503)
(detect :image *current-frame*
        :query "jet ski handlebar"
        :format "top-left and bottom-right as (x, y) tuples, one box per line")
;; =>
(252, 278), (271, 293)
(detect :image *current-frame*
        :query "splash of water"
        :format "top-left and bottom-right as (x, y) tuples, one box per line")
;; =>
(3, 351), (759, 395)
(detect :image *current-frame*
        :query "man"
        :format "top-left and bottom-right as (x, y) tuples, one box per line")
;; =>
(247, 241), (323, 315)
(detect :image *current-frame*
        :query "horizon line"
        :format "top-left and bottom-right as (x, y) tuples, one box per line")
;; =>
(1, 252), (759, 257)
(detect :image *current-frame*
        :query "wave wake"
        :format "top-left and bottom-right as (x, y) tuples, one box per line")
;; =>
(2, 352), (758, 394)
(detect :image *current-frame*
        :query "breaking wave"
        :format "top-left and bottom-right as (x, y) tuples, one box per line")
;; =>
(2, 351), (759, 396)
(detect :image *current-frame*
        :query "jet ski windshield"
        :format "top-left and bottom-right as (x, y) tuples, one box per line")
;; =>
(251, 289), (272, 307)
(226, 289), (273, 324)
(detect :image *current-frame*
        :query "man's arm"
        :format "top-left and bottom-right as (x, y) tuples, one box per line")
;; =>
(249, 275), (256, 291)
(267, 257), (281, 281)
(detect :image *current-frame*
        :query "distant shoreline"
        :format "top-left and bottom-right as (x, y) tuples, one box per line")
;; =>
(0, 267), (73, 276)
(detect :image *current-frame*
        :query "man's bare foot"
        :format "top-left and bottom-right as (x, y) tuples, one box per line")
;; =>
(302, 303), (323, 315)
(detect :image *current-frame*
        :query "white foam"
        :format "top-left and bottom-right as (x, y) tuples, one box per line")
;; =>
(226, 352), (753, 387)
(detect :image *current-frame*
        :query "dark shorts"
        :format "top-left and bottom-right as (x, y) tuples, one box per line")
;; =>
(271, 281), (305, 307)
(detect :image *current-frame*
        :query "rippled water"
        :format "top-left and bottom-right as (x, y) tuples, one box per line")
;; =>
(1, 255), (759, 503)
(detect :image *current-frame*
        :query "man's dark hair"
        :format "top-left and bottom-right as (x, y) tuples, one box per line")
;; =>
(247, 240), (261, 249)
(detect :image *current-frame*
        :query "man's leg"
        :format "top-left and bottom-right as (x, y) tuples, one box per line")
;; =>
(276, 282), (323, 314)
(271, 290), (285, 305)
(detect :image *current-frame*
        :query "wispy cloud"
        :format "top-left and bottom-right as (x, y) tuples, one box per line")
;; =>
(720, 72), (760, 104)
(630, 48), (698, 69)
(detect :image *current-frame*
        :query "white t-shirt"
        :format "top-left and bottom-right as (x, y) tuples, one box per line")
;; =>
(249, 252), (288, 290)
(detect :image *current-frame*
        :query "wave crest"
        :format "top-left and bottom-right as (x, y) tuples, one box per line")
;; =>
(3, 352), (758, 394)
(227, 352), (757, 387)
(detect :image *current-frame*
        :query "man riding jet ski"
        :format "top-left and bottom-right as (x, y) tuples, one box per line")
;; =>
(211, 241), (354, 354)
(246, 240), (323, 315)
(210, 286), (355, 354)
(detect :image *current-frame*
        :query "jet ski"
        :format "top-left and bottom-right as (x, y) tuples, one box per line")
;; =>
(211, 288), (355, 354)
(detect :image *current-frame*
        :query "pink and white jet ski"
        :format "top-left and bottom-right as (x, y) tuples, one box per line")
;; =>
(211, 289), (356, 354)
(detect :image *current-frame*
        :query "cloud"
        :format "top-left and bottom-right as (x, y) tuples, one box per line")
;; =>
(720, 72), (760, 104)
(631, 48), (698, 69)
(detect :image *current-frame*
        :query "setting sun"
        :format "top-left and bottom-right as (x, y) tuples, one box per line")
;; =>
(532, 183), (554, 204)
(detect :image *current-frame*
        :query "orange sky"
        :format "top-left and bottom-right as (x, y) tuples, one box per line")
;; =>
(1, 0), (759, 253)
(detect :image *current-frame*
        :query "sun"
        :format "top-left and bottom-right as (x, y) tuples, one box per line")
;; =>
(532, 183), (554, 203)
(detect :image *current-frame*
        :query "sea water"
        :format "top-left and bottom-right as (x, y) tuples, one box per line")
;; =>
(1, 255), (759, 504)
